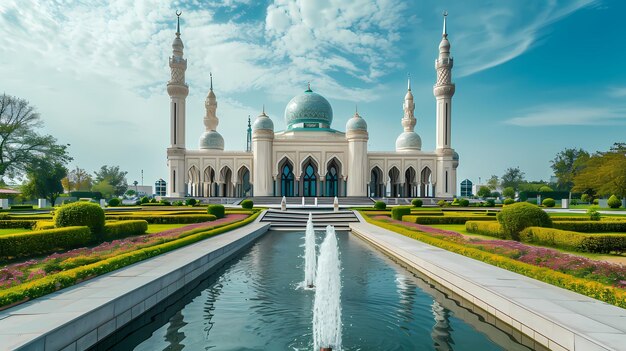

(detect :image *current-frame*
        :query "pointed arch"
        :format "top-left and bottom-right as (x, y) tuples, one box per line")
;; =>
(219, 166), (233, 197)
(325, 157), (342, 197)
(203, 166), (216, 197)
(300, 156), (319, 197)
(388, 166), (401, 197)
(275, 155), (295, 178)
(404, 166), (417, 198)
(237, 165), (252, 197)
(187, 165), (200, 197)
(369, 166), (384, 197)
(420, 166), (433, 198)
(278, 157), (295, 197)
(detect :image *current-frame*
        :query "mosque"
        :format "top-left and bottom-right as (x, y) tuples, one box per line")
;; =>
(166, 14), (458, 199)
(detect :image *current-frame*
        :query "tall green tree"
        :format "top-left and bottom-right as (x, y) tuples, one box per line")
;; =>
(501, 167), (525, 190)
(573, 143), (626, 199)
(94, 165), (128, 196)
(92, 180), (116, 199)
(486, 175), (499, 190)
(62, 167), (93, 192)
(0, 94), (72, 180)
(550, 148), (590, 191)
(477, 186), (491, 198)
(21, 159), (67, 206)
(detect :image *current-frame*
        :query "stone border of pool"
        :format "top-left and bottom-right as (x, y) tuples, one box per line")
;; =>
(0, 220), (270, 351)
(350, 213), (626, 351)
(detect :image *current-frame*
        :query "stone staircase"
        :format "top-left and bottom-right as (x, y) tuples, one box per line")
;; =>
(249, 196), (373, 207)
(260, 209), (360, 231)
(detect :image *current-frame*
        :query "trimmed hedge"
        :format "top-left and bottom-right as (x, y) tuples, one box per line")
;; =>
(403, 215), (496, 225)
(497, 202), (552, 240)
(465, 221), (503, 238)
(374, 201), (386, 210)
(108, 198), (121, 207)
(9, 205), (34, 210)
(33, 221), (55, 231)
(410, 211), (444, 216)
(0, 211), (260, 308)
(101, 220), (148, 241)
(542, 198), (556, 207)
(207, 205), (225, 219)
(362, 213), (626, 308)
(550, 216), (595, 222)
(0, 220), (36, 229)
(241, 199), (254, 209)
(391, 206), (411, 220)
(411, 199), (423, 207)
(552, 221), (626, 233)
(520, 227), (626, 254)
(55, 202), (105, 234)
(106, 214), (216, 224)
(0, 227), (92, 259)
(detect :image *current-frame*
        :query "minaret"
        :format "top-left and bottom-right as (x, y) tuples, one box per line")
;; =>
(167, 12), (189, 197)
(246, 115), (252, 152)
(346, 106), (369, 196)
(252, 106), (274, 196)
(198, 73), (225, 150)
(395, 76), (422, 152)
(433, 11), (458, 198)
(434, 11), (455, 151)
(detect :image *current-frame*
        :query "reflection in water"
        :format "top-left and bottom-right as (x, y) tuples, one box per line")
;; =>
(432, 301), (454, 351)
(105, 231), (533, 351)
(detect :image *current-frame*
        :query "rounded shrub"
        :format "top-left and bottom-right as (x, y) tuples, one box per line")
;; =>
(207, 204), (225, 219)
(241, 199), (254, 209)
(607, 195), (622, 209)
(374, 201), (386, 210)
(437, 200), (447, 207)
(459, 199), (470, 207)
(593, 199), (599, 205)
(108, 198), (121, 207)
(391, 206), (411, 220)
(496, 202), (552, 241)
(186, 198), (198, 206)
(172, 200), (184, 206)
(149, 198), (158, 203)
(140, 196), (150, 204)
(538, 186), (553, 192)
(54, 202), (105, 234)
(587, 206), (601, 221)
(542, 198), (556, 208)
(581, 194), (590, 203)
(485, 199), (495, 207)
(160, 199), (171, 206)
(411, 199), (423, 207)
(503, 198), (515, 205)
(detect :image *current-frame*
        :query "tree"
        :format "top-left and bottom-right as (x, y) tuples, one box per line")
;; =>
(62, 167), (93, 192)
(502, 187), (516, 198)
(21, 159), (67, 206)
(0, 94), (72, 180)
(94, 165), (128, 196)
(573, 143), (626, 199)
(477, 186), (491, 198)
(92, 180), (115, 199)
(501, 167), (525, 190)
(550, 148), (590, 191)
(486, 175), (499, 190)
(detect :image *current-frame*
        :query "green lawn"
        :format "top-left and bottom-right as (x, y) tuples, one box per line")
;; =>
(0, 228), (31, 236)
(146, 223), (189, 234)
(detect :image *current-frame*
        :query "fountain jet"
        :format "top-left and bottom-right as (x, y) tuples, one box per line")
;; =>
(313, 225), (342, 351)
(304, 213), (316, 288)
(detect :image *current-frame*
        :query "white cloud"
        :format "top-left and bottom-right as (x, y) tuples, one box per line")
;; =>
(609, 87), (626, 97)
(504, 105), (626, 126)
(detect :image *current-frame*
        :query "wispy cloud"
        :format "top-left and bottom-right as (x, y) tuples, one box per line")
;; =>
(505, 105), (626, 126)
(609, 87), (626, 97)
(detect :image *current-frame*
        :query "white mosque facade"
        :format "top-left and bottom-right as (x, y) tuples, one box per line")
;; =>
(166, 15), (459, 199)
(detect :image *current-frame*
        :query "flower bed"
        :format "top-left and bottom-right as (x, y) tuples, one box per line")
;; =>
(0, 214), (249, 293)
(367, 214), (626, 307)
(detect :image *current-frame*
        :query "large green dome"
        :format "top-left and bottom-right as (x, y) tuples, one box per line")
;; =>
(284, 88), (333, 129)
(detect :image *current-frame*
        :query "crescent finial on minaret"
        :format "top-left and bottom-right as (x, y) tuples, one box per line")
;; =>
(442, 11), (448, 37)
(407, 73), (411, 91)
(176, 11), (182, 34)
(210, 72), (213, 91)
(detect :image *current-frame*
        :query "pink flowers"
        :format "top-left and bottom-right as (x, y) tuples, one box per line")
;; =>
(375, 216), (626, 289)
(0, 214), (248, 290)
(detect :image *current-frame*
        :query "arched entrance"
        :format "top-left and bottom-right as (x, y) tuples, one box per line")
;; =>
(369, 166), (384, 197)
(203, 166), (216, 197)
(187, 166), (200, 197)
(404, 167), (417, 198)
(279, 159), (295, 197)
(325, 158), (341, 197)
(389, 166), (401, 197)
(237, 166), (251, 197)
(420, 167), (433, 198)
(301, 160), (318, 197)
(220, 166), (233, 197)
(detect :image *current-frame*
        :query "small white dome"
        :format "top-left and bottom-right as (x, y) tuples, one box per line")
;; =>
(252, 112), (274, 131)
(199, 130), (224, 150)
(346, 112), (367, 131)
(395, 132), (422, 151)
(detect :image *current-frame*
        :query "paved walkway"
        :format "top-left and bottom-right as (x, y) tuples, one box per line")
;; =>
(0, 221), (270, 351)
(350, 215), (626, 351)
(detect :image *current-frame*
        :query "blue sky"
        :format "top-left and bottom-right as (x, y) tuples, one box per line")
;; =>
(0, 0), (624, 190)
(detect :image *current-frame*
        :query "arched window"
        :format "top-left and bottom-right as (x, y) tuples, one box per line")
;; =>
(326, 165), (338, 197)
(281, 163), (294, 197)
(302, 163), (317, 197)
